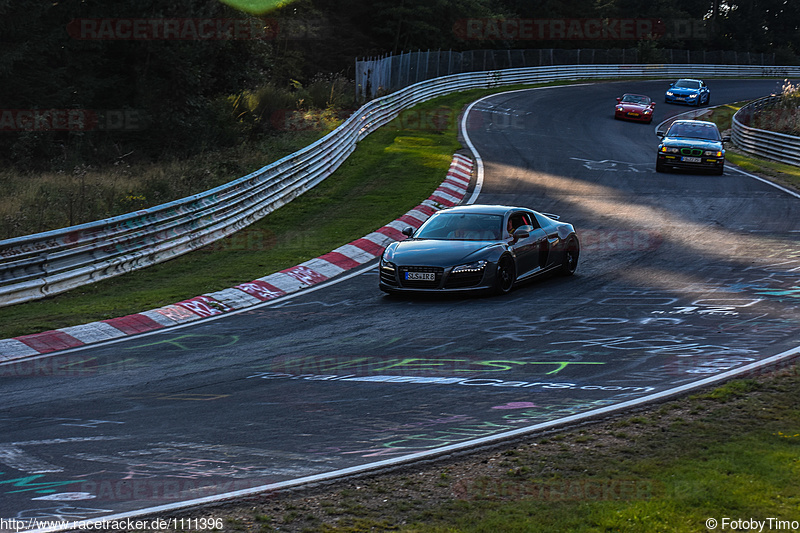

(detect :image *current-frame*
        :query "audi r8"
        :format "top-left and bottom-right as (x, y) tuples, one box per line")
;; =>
(379, 205), (580, 295)
(664, 78), (710, 106)
(656, 119), (729, 175)
(615, 93), (655, 123)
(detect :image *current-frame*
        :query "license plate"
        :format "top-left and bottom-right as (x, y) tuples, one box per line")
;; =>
(405, 272), (435, 281)
(676, 97), (685, 101)
(681, 156), (702, 163)
(627, 112), (640, 117)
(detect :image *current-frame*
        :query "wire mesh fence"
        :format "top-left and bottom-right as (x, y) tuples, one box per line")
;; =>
(356, 48), (777, 100)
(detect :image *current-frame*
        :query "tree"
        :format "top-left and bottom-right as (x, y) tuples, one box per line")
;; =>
(0, 0), (274, 168)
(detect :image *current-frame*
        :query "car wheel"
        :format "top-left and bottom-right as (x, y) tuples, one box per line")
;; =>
(656, 160), (667, 173)
(714, 164), (724, 176)
(494, 256), (515, 295)
(560, 238), (579, 276)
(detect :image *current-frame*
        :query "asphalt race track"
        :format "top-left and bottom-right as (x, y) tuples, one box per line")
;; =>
(1, 79), (799, 529)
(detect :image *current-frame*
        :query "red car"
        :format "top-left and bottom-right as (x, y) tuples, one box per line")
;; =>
(614, 93), (655, 123)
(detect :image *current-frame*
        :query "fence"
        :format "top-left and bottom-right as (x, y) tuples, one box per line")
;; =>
(356, 48), (778, 99)
(732, 95), (800, 166)
(2, 63), (799, 308)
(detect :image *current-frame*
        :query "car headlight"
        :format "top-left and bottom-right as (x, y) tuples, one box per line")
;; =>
(666, 91), (674, 96)
(616, 106), (623, 111)
(660, 146), (679, 153)
(643, 109), (652, 114)
(451, 260), (487, 274)
(704, 150), (723, 157)
(688, 94), (698, 98)
(380, 258), (396, 272)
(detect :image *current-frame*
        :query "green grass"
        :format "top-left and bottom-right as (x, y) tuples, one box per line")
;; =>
(252, 367), (800, 533)
(725, 151), (800, 189)
(700, 102), (741, 131)
(702, 102), (800, 190)
(0, 87), (507, 339)
(3, 81), (798, 339)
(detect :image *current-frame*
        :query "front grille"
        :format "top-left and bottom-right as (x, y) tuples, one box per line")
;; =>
(445, 269), (485, 289)
(398, 266), (443, 288)
(680, 148), (703, 156)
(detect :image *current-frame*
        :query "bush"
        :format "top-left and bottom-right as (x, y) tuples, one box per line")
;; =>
(228, 74), (355, 135)
(751, 79), (800, 136)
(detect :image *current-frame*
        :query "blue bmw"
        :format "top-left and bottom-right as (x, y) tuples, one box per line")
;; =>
(665, 78), (710, 106)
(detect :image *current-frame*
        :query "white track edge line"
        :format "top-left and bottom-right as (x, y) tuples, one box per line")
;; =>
(33, 344), (800, 533)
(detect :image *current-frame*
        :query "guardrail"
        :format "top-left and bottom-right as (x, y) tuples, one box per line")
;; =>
(2, 63), (799, 307)
(356, 48), (778, 99)
(731, 95), (800, 166)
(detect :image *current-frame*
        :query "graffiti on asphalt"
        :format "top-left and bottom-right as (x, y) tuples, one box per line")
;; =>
(12, 504), (113, 520)
(260, 356), (605, 376)
(246, 371), (655, 393)
(124, 334), (240, 351)
(0, 473), (82, 494)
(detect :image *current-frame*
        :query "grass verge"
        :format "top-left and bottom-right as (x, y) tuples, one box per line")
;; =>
(3, 81), (800, 532)
(2, 83), (798, 340)
(136, 364), (800, 533)
(703, 102), (800, 190)
(0, 87), (507, 339)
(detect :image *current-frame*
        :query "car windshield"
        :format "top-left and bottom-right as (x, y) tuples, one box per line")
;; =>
(621, 94), (650, 104)
(414, 213), (503, 240)
(666, 122), (721, 141)
(674, 80), (701, 89)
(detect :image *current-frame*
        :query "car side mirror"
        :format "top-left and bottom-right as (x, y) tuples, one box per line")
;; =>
(510, 227), (530, 243)
(513, 227), (530, 240)
(656, 130), (665, 137)
(616, 97), (621, 103)
(650, 102), (656, 108)
(402, 227), (415, 237)
(722, 135), (731, 143)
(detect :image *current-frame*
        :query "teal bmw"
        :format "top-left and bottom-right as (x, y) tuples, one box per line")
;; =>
(656, 120), (729, 175)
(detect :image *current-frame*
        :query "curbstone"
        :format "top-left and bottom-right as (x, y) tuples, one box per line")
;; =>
(0, 154), (474, 361)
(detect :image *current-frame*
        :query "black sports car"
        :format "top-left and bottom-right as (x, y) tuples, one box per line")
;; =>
(379, 204), (580, 295)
